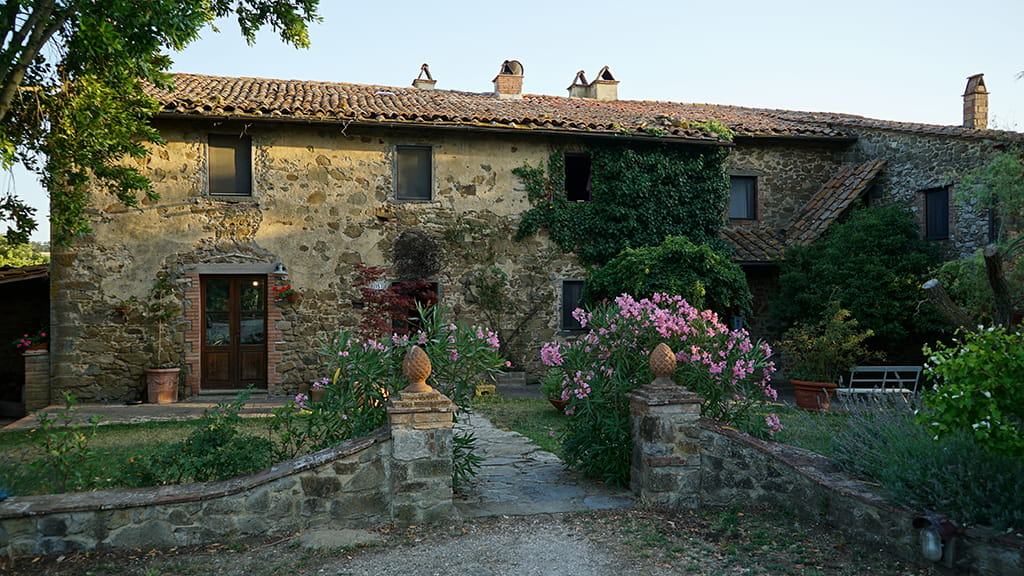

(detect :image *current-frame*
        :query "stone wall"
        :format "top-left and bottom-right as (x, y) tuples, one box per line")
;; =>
(0, 431), (391, 557)
(0, 383), (458, 558)
(728, 139), (848, 226)
(845, 127), (1003, 259)
(627, 374), (1023, 575)
(53, 122), (589, 401)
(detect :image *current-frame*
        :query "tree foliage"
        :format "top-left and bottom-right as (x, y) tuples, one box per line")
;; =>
(0, 0), (320, 244)
(958, 146), (1024, 242)
(773, 206), (944, 355)
(584, 235), (751, 317)
(515, 143), (730, 265)
(0, 236), (47, 266)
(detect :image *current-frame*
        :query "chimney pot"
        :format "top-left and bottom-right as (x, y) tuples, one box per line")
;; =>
(412, 63), (436, 90)
(493, 60), (524, 99)
(566, 66), (619, 101)
(962, 73), (988, 130)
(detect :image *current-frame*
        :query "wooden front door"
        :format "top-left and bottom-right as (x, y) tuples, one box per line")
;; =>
(202, 276), (268, 390)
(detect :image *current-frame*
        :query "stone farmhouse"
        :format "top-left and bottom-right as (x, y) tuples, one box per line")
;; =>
(47, 62), (1021, 402)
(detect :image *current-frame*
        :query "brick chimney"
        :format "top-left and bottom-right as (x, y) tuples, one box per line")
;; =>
(565, 66), (619, 101)
(493, 60), (524, 99)
(962, 73), (988, 130)
(412, 63), (436, 90)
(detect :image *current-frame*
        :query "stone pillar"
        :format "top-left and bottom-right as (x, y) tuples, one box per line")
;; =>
(22, 348), (50, 412)
(627, 343), (704, 509)
(386, 345), (457, 525)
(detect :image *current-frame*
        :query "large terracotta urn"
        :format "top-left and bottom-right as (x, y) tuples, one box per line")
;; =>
(791, 379), (838, 412)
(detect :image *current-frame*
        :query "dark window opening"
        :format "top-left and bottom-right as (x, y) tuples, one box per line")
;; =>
(397, 146), (432, 201)
(208, 135), (252, 196)
(729, 176), (757, 220)
(924, 187), (950, 239)
(561, 280), (585, 331)
(564, 153), (592, 202)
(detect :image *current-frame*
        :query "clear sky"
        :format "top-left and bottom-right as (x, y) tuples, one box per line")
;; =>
(5, 0), (1023, 242)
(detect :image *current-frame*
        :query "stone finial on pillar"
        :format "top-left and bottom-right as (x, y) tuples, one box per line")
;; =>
(627, 343), (705, 510)
(402, 345), (433, 393)
(387, 345), (456, 525)
(649, 342), (677, 386)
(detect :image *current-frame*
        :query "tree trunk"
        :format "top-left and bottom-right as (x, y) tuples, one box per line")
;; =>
(983, 244), (1014, 329)
(922, 278), (971, 329)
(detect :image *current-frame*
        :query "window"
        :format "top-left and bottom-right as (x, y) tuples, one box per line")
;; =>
(924, 187), (949, 239)
(208, 135), (252, 196)
(729, 176), (757, 220)
(564, 153), (592, 202)
(561, 280), (585, 331)
(396, 146), (432, 201)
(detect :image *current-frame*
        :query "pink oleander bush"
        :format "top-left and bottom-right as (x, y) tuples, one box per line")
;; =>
(540, 293), (778, 486)
(270, 304), (505, 489)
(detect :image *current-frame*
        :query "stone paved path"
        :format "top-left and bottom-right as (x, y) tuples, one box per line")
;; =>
(455, 412), (635, 518)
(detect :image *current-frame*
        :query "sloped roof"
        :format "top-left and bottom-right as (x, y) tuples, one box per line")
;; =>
(145, 74), (854, 143)
(786, 160), (885, 245)
(721, 226), (786, 262)
(0, 263), (48, 285)
(146, 73), (1023, 144)
(723, 161), (885, 263)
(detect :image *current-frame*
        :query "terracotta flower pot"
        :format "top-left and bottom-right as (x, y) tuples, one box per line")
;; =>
(286, 292), (300, 303)
(548, 398), (568, 413)
(146, 368), (180, 404)
(791, 379), (838, 412)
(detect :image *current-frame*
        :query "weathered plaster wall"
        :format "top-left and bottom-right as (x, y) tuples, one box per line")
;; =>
(53, 122), (585, 400)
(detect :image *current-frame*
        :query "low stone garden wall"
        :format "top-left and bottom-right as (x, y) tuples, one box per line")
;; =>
(0, 366), (459, 559)
(628, 362), (1024, 576)
(0, 431), (391, 557)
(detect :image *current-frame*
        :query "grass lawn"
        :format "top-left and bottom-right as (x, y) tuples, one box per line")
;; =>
(0, 418), (273, 495)
(472, 396), (567, 456)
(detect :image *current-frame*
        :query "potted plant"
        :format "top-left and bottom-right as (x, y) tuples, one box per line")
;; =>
(777, 305), (877, 411)
(140, 273), (182, 404)
(12, 327), (49, 354)
(272, 284), (300, 304)
(540, 372), (568, 412)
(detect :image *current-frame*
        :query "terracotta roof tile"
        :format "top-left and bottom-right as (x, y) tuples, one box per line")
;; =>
(787, 160), (885, 245)
(0, 264), (48, 285)
(722, 226), (786, 262)
(145, 74), (852, 142)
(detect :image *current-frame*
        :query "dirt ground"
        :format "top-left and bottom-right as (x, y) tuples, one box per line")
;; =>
(2, 507), (939, 576)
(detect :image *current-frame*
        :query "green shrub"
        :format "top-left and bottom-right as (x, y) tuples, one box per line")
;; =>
(541, 293), (777, 486)
(30, 393), (104, 493)
(121, 392), (274, 485)
(827, 401), (1024, 530)
(921, 326), (1024, 457)
(584, 235), (752, 317)
(776, 305), (878, 381)
(773, 206), (943, 355)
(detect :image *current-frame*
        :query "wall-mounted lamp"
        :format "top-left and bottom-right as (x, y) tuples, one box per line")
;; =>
(273, 262), (287, 276)
(913, 515), (958, 567)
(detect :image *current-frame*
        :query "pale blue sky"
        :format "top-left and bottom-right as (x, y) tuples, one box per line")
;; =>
(5, 0), (1023, 242)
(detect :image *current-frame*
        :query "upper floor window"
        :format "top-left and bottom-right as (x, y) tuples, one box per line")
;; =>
(561, 280), (586, 331)
(564, 153), (592, 202)
(208, 135), (252, 196)
(924, 187), (950, 239)
(396, 146), (432, 201)
(729, 176), (757, 220)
